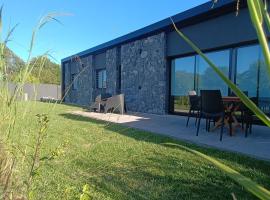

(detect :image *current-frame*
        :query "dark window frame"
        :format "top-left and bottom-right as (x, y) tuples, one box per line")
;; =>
(96, 69), (107, 89)
(168, 41), (266, 115)
(71, 73), (78, 90)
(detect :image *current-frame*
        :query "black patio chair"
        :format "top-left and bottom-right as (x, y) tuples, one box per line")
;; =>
(242, 97), (258, 137)
(196, 90), (228, 141)
(186, 94), (200, 127)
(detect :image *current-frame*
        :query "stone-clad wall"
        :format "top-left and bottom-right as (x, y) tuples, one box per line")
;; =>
(106, 48), (118, 96)
(63, 62), (71, 103)
(63, 32), (167, 114)
(77, 56), (93, 105)
(64, 55), (93, 106)
(121, 32), (167, 114)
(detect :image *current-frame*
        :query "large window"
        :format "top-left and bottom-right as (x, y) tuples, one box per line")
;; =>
(236, 44), (270, 112)
(259, 60), (270, 112)
(170, 44), (270, 114)
(71, 74), (78, 90)
(96, 69), (106, 89)
(236, 45), (260, 97)
(170, 50), (230, 113)
(171, 56), (195, 112)
(196, 50), (230, 96)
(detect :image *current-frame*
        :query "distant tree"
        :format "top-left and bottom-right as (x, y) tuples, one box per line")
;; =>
(4, 47), (60, 85)
(28, 56), (61, 85)
(4, 46), (25, 76)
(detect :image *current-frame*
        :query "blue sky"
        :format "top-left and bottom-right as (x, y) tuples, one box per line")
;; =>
(1, 0), (208, 63)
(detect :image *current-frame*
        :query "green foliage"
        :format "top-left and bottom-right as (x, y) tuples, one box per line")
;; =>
(247, 0), (270, 77)
(6, 102), (270, 199)
(9, 55), (61, 85)
(80, 184), (91, 200)
(163, 143), (270, 200)
(0, 45), (61, 85)
(0, 5), (64, 199)
(27, 56), (61, 85)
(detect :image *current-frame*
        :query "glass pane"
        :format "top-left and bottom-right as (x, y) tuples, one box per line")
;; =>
(258, 51), (270, 113)
(236, 45), (260, 97)
(98, 71), (103, 88)
(196, 50), (230, 96)
(102, 70), (107, 88)
(171, 56), (195, 112)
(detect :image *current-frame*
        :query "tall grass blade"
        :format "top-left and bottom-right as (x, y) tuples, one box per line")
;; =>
(4, 23), (19, 44)
(247, 0), (270, 77)
(163, 143), (270, 200)
(258, 0), (270, 32)
(171, 19), (270, 127)
(0, 5), (3, 35)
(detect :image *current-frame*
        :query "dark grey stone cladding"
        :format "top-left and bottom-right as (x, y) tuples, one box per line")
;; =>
(121, 32), (167, 114)
(106, 48), (118, 96)
(63, 32), (167, 114)
(63, 56), (93, 105)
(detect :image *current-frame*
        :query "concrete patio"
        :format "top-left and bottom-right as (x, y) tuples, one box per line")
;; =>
(71, 110), (270, 161)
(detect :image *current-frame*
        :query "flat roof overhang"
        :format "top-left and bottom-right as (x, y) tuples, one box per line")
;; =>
(61, 0), (242, 63)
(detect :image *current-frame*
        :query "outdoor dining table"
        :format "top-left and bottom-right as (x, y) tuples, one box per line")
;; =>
(211, 96), (242, 135)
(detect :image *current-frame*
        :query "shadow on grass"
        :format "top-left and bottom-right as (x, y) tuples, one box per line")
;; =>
(59, 112), (270, 199)
(59, 113), (270, 170)
(74, 154), (245, 200)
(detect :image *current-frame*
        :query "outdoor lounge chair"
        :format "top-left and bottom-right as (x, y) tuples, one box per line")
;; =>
(104, 94), (125, 114)
(89, 95), (102, 112)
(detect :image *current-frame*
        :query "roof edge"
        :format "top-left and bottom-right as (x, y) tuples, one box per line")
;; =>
(61, 0), (235, 63)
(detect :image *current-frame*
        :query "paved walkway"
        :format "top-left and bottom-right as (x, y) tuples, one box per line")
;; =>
(71, 110), (270, 161)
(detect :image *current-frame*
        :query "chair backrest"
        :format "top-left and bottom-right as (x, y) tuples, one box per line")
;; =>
(101, 93), (112, 99)
(95, 95), (101, 102)
(188, 95), (200, 110)
(188, 90), (197, 96)
(244, 97), (259, 115)
(200, 90), (224, 114)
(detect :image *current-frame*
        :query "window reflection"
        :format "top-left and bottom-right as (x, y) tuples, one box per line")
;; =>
(170, 44), (270, 114)
(236, 45), (259, 97)
(171, 56), (195, 96)
(171, 56), (195, 112)
(236, 45), (270, 113)
(196, 50), (230, 96)
(258, 56), (270, 113)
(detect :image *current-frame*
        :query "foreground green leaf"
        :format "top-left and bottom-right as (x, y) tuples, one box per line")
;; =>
(247, 0), (270, 77)
(163, 143), (270, 200)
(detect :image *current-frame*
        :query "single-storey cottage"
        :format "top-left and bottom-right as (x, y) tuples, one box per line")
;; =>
(61, 0), (270, 115)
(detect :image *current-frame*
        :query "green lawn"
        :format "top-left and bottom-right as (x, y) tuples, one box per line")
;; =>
(7, 102), (270, 199)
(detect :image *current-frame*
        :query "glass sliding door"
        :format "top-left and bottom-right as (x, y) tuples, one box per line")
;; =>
(235, 44), (270, 113)
(258, 50), (270, 113)
(236, 45), (260, 97)
(170, 43), (270, 115)
(196, 50), (230, 95)
(171, 56), (195, 113)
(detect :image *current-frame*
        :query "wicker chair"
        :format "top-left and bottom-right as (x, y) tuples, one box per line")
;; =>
(104, 94), (125, 114)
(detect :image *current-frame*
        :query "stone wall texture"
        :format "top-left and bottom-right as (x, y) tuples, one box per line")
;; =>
(64, 55), (93, 106)
(106, 48), (118, 96)
(121, 32), (167, 114)
(63, 32), (167, 114)
(63, 62), (71, 103)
